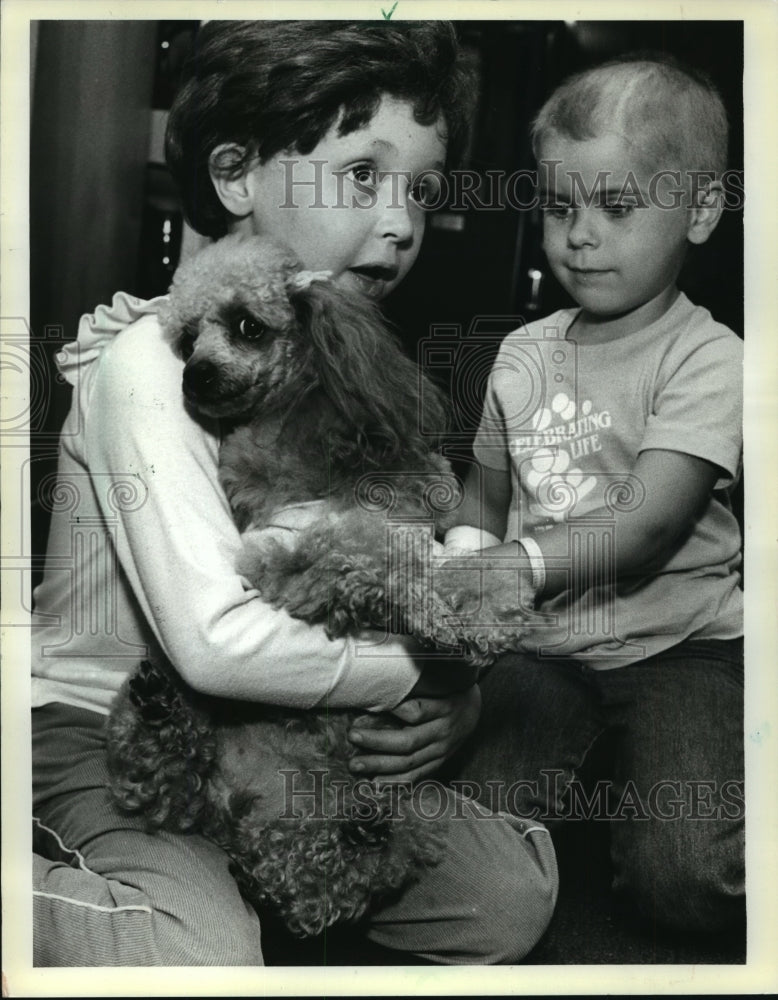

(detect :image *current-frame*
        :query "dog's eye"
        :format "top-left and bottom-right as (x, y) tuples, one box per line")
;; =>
(237, 316), (266, 341)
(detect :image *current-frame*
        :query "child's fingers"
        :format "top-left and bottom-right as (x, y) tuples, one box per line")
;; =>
(391, 696), (450, 725)
(348, 716), (447, 757)
(391, 686), (481, 726)
(370, 757), (449, 786)
(347, 687), (481, 777)
(349, 713), (385, 729)
(347, 732), (447, 777)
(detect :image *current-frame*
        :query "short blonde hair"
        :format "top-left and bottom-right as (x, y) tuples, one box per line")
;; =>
(531, 54), (729, 178)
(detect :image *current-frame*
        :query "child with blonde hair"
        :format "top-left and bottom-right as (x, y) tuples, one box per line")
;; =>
(447, 55), (743, 933)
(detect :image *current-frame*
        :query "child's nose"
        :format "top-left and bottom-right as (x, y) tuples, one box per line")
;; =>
(567, 209), (599, 248)
(374, 175), (414, 244)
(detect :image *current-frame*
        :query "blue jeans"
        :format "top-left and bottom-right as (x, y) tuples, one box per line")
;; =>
(448, 637), (744, 933)
(32, 702), (557, 966)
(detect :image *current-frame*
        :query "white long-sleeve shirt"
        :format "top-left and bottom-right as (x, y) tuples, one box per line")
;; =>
(31, 292), (422, 715)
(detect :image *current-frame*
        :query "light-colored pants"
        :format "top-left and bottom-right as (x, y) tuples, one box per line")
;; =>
(32, 702), (558, 966)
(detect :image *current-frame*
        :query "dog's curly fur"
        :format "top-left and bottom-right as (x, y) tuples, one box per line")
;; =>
(107, 234), (536, 936)
(107, 659), (445, 937)
(159, 234), (536, 658)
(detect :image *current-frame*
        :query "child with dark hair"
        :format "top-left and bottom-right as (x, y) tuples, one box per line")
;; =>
(446, 55), (744, 934)
(166, 20), (473, 239)
(31, 20), (557, 967)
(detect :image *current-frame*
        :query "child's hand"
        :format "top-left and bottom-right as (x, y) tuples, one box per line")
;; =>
(347, 685), (481, 784)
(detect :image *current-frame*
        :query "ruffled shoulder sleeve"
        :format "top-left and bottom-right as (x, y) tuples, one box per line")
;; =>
(57, 291), (168, 387)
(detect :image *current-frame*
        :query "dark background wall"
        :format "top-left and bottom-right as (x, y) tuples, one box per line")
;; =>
(29, 19), (744, 581)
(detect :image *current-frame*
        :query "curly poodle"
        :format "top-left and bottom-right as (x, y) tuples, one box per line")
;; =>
(169, 234), (535, 655)
(107, 659), (445, 937)
(107, 234), (536, 936)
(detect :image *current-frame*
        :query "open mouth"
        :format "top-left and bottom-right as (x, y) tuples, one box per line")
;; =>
(347, 263), (400, 298)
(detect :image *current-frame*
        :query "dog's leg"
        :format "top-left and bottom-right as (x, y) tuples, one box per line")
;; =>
(426, 554), (541, 665)
(240, 521), (398, 636)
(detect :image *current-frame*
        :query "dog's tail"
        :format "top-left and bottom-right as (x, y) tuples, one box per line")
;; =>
(106, 659), (218, 833)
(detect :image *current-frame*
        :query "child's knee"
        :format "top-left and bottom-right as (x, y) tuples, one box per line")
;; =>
(161, 901), (263, 966)
(364, 795), (558, 964)
(627, 864), (744, 933)
(612, 821), (745, 932)
(32, 852), (264, 966)
(447, 810), (559, 963)
(480, 833), (558, 962)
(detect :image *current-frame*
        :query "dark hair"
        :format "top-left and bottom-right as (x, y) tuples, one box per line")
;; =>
(166, 20), (475, 237)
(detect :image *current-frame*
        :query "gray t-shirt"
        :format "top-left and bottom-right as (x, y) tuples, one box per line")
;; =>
(473, 293), (743, 667)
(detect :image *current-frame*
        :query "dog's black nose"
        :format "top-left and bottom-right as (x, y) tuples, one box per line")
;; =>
(183, 360), (219, 398)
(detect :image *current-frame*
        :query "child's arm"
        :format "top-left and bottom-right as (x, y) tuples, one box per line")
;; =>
(346, 449), (719, 781)
(443, 462), (512, 552)
(343, 460), (508, 780)
(86, 318), (424, 713)
(443, 321), (741, 598)
(482, 448), (721, 598)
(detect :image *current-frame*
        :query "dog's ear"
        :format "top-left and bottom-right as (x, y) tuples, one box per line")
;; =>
(286, 278), (449, 466)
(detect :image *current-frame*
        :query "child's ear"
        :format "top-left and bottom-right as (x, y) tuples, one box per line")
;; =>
(687, 181), (725, 246)
(209, 144), (254, 218)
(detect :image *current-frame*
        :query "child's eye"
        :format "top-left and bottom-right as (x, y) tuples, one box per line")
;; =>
(349, 163), (379, 189)
(410, 174), (443, 209)
(601, 203), (635, 218)
(542, 204), (573, 220)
